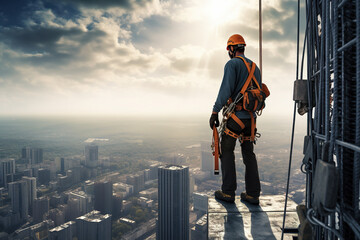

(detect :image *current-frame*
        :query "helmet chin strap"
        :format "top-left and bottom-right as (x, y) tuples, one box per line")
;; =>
(228, 46), (238, 59)
(228, 51), (235, 59)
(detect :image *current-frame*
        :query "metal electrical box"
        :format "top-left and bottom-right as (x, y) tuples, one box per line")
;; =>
(293, 79), (308, 102)
(312, 159), (339, 216)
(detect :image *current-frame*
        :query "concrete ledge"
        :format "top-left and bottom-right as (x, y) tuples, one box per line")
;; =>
(208, 195), (299, 240)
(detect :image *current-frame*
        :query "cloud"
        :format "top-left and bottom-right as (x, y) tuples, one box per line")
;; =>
(61, 0), (156, 9)
(0, 0), (305, 116)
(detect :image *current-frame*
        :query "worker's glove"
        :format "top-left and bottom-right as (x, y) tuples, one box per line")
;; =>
(209, 112), (219, 129)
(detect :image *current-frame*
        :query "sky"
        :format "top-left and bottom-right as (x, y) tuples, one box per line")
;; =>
(0, 0), (306, 117)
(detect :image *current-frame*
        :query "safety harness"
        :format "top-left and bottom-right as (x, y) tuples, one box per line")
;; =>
(224, 56), (269, 142)
(212, 56), (270, 174)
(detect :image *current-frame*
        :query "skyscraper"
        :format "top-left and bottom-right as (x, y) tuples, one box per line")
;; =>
(126, 173), (144, 193)
(201, 142), (213, 172)
(37, 168), (51, 185)
(55, 157), (66, 173)
(158, 165), (189, 240)
(21, 147), (32, 160)
(31, 148), (43, 164)
(94, 181), (112, 214)
(49, 221), (76, 240)
(22, 176), (37, 211)
(67, 191), (93, 217)
(76, 210), (111, 240)
(8, 180), (28, 220)
(0, 158), (15, 187)
(85, 145), (98, 168)
(23, 147), (43, 165)
(32, 197), (49, 223)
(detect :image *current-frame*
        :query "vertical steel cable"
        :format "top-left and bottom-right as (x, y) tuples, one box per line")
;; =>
(324, 0), (330, 142)
(280, 0), (301, 239)
(259, 0), (262, 77)
(305, 0), (311, 210)
(331, 0), (344, 236)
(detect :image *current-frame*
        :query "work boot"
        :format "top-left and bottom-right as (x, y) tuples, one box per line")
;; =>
(240, 192), (259, 205)
(215, 190), (235, 203)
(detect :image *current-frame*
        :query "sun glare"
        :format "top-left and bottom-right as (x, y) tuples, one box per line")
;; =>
(205, 0), (242, 27)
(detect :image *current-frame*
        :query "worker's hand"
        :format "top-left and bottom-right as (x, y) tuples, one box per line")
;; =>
(209, 112), (219, 129)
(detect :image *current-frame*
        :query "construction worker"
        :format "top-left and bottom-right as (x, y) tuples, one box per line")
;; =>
(209, 34), (261, 205)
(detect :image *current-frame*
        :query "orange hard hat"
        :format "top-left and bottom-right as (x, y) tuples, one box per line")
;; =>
(226, 34), (246, 50)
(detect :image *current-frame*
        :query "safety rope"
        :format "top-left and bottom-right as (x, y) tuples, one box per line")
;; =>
(259, 0), (262, 77)
(280, 0), (301, 239)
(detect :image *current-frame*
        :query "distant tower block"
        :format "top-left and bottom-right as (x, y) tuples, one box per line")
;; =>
(8, 180), (29, 220)
(31, 148), (43, 164)
(85, 145), (98, 168)
(76, 210), (111, 240)
(0, 158), (15, 187)
(94, 181), (113, 214)
(22, 176), (37, 211)
(32, 197), (49, 223)
(201, 142), (213, 172)
(158, 165), (189, 240)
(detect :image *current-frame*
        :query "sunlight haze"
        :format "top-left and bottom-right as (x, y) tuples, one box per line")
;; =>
(0, 0), (305, 117)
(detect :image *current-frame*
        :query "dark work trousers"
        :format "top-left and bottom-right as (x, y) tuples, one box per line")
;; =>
(220, 117), (261, 197)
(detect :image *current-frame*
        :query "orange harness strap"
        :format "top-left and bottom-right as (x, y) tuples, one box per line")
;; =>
(223, 113), (256, 142)
(236, 57), (260, 91)
(229, 113), (245, 129)
(224, 128), (240, 139)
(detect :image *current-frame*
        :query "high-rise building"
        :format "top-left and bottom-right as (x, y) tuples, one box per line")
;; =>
(31, 148), (43, 164)
(21, 147), (27, 159)
(49, 221), (76, 240)
(33, 197), (49, 223)
(158, 165), (189, 240)
(191, 214), (208, 240)
(13, 220), (53, 240)
(76, 210), (111, 240)
(193, 192), (208, 212)
(112, 194), (122, 218)
(0, 158), (15, 187)
(21, 147), (32, 160)
(37, 168), (51, 185)
(94, 181), (112, 214)
(23, 147), (43, 165)
(201, 142), (213, 172)
(8, 180), (29, 220)
(46, 208), (65, 227)
(66, 198), (81, 221)
(126, 173), (144, 193)
(67, 191), (93, 217)
(22, 176), (37, 211)
(55, 157), (66, 173)
(85, 145), (98, 168)
(149, 162), (162, 180)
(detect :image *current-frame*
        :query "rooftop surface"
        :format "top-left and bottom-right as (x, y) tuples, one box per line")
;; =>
(160, 165), (188, 170)
(208, 195), (299, 240)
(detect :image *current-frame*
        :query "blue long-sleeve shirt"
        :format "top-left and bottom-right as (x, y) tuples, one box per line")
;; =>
(212, 55), (262, 119)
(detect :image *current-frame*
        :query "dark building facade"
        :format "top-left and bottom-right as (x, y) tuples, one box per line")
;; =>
(94, 181), (112, 214)
(84, 145), (98, 168)
(158, 165), (189, 240)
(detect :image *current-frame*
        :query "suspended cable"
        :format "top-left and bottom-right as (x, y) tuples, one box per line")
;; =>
(281, 0), (301, 239)
(259, 0), (262, 77)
